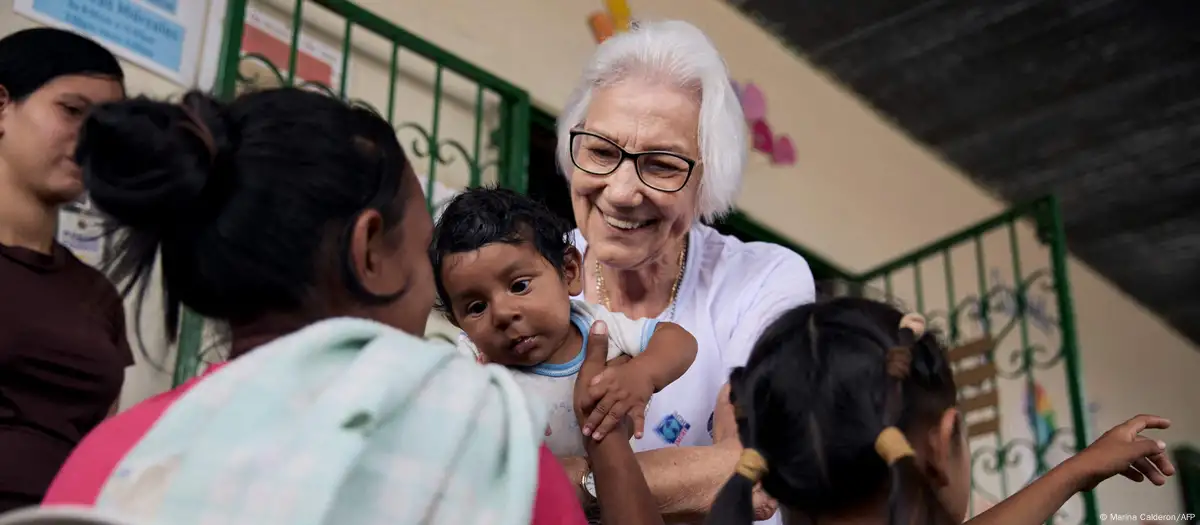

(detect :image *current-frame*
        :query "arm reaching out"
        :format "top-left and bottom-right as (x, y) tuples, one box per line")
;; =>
(582, 322), (697, 440)
(968, 414), (1175, 525)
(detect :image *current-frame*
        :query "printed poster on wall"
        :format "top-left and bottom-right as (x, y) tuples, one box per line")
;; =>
(239, 6), (344, 91)
(57, 196), (107, 269)
(14, 0), (209, 87)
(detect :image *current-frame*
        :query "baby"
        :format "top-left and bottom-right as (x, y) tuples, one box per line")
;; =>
(430, 187), (697, 457)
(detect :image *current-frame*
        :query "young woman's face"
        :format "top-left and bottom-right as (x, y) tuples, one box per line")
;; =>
(0, 74), (124, 204)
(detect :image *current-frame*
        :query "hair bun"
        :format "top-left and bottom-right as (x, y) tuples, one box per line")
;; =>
(78, 92), (230, 232)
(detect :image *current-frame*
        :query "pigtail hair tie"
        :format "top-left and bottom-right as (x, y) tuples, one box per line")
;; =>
(886, 313), (926, 380)
(734, 448), (768, 482)
(875, 427), (916, 465)
(880, 312), (927, 463)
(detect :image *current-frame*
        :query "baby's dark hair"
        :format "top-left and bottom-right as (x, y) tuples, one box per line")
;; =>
(707, 297), (961, 525)
(430, 187), (572, 317)
(77, 88), (412, 346)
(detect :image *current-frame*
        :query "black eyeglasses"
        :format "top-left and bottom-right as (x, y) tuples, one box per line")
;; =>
(568, 130), (697, 193)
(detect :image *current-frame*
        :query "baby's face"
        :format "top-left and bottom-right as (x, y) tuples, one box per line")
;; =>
(440, 241), (579, 367)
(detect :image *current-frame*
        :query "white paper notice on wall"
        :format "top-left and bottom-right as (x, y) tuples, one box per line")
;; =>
(57, 200), (108, 269)
(14, 0), (209, 86)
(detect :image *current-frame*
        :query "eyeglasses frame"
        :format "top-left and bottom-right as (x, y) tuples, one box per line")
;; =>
(568, 130), (698, 193)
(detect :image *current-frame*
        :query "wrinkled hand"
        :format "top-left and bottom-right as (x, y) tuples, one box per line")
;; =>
(1068, 414), (1175, 491)
(751, 483), (779, 521)
(583, 358), (655, 441)
(711, 382), (740, 446)
(574, 321), (634, 442)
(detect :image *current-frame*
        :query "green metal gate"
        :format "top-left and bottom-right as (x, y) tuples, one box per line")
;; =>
(854, 195), (1097, 525)
(172, 0), (532, 384)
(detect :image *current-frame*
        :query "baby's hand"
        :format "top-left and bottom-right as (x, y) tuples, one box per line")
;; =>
(582, 361), (654, 441)
(1066, 414), (1175, 491)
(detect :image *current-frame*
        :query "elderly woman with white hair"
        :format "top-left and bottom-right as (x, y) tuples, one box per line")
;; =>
(556, 20), (815, 523)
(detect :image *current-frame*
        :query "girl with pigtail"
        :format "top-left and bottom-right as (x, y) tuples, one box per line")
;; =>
(706, 297), (1174, 525)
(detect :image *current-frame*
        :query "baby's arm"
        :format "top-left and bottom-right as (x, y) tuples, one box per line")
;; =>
(581, 321), (697, 441)
(966, 414), (1174, 525)
(633, 322), (697, 391)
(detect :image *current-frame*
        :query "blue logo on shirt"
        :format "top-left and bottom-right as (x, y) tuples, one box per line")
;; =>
(655, 412), (690, 445)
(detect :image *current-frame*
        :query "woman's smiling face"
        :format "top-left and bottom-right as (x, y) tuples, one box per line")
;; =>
(569, 80), (701, 271)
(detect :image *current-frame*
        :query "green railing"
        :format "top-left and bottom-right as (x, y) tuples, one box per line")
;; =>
(173, 0), (532, 384)
(853, 195), (1097, 525)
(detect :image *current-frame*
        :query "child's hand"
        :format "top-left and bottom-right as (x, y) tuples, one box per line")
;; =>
(582, 360), (655, 441)
(1067, 414), (1175, 492)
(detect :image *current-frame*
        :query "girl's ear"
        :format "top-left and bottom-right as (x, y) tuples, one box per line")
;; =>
(922, 407), (961, 487)
(0, 86), (11, 138)
(564, 245), (583, 296)
(348, 208), (410, 299)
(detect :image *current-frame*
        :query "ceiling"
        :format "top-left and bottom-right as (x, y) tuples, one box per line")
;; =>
(728, 0), (1200, 346)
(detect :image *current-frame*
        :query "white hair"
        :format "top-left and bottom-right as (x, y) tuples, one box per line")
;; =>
(556, 20), (747, 222)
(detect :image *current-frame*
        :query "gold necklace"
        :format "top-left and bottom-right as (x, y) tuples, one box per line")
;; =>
(594, 236), (688, 321)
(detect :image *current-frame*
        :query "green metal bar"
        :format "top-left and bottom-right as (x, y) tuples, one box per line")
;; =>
(172, 312), (205, 387)
(913, 262), (924, 313)
(285, 0), (305, 86)
(1008, 221), (1044, 482)
(506, 93), (532, 194)
(495, 98), (512, 187)
(1045, 197), (1099, 525)
(974, 235), (990, 336)
(338, 19), (353, 96)
(973, 232), (1010, 504)
(310, 0), (525, 99)
(213, 0), (249, 100)
(858, 201), (1039, 280)
(471, 85), (485, 187)
(426, 65), (444, 210)
(176, 0), (252, 388)
(495, 93), (531, 193)
(385, 44), (399, 124)
(943, 249), (958, 343)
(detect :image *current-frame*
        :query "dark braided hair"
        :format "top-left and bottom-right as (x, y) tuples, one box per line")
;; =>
(706, 297), (962, 525)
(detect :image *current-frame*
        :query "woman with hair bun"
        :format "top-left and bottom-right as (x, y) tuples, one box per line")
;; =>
(0, 27), (126, 513)
(707, 297), (1175, 525)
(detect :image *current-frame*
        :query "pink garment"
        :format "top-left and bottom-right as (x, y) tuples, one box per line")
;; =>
(44, 364), (587, 525)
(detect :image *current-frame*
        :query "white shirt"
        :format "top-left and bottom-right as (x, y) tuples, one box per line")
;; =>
(573, 223), (814, 525)
(456, 300), (659, 457)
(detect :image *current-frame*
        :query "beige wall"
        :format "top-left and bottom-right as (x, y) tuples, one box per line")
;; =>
(5, 0), (1195, 517)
